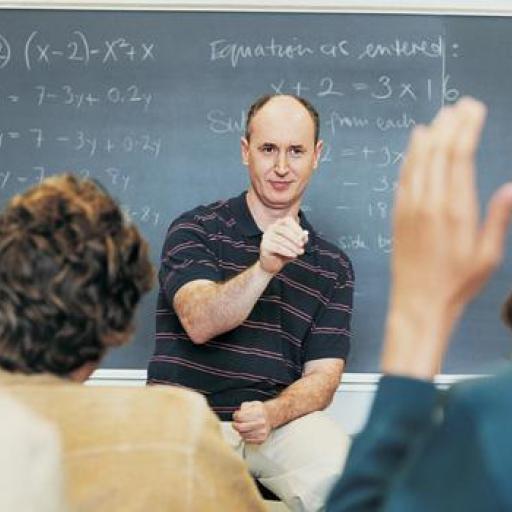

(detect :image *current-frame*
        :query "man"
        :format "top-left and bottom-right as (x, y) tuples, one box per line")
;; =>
(149, 94), (354, 511)
(327, 99), (512, 511)
(0, 174), (266, 512)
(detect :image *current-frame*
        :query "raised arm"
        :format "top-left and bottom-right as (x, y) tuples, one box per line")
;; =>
(173, 216), (308, 344)
(383, 99), (512, 380)
(327, 98), (512, 512)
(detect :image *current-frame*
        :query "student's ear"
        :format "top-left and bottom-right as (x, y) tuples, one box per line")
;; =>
(241, 137), (250, 166)
(313, 140), (324, 170)
(69, 361), (99, 383)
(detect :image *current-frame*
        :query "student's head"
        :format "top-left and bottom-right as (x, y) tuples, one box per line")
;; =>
(241, 94), (323, 212)
(0, 174), (153, 379)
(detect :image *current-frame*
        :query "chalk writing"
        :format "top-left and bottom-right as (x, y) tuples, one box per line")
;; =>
(209, 36), (452, 68)
(338, 234), (369, 251)
(210, 37), (314, 68)
(34, 84), (153, 111)
(270, 75), (450, 103)
(357, 37), (443, 59)
(122, 204), (161, 226)
(323, 145), (405, 168)
(207, 109), (246, 134)
(0, 166), (45, 190)
(0, 128), (162, 159)
(23, 30), (156, 70)
(0, 33), (11, 69)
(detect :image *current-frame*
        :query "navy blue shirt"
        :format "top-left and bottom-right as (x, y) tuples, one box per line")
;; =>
(148, 192), (354, 420)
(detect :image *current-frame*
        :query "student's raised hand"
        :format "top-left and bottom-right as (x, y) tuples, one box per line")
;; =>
(382, 98), (512, 379)
(259, 217), (308, 275)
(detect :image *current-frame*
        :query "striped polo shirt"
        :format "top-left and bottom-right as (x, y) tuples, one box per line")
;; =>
(148, 192), (354, 420)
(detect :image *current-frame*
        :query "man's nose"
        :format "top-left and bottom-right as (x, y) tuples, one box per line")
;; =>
(274, 152), (289, 175)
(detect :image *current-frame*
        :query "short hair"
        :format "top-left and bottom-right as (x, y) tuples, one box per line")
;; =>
(245, 94), (320, 144)
(0, 174), (154, 375)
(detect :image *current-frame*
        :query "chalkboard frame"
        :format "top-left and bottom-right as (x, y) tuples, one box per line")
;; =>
(1, 0), (512, 16)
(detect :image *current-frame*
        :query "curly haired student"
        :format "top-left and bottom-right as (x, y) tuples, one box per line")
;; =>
(0, 174), (266, 512)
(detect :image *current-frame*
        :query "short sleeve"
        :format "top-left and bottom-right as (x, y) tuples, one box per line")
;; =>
(303, 260), (354, 362)
(159, 212), (222, 303)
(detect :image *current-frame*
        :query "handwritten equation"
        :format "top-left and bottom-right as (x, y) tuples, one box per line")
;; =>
(0, 165), (162, 228)
(271, 75), (460, 104)
(0, 129), (162, 159)
(0, 85), (153, 111)
(0, 31), (156, 70)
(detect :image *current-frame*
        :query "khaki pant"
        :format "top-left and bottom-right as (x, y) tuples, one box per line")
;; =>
(222, 411), (350, 512)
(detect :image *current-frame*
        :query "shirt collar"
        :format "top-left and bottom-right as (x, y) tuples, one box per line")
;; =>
(228, 191), (315, 254)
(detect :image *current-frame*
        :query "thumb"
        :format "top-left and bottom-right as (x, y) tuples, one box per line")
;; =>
(476, 182), (512, 276)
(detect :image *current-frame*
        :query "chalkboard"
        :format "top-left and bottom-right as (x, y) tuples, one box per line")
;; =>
(0, 10), (511, 374)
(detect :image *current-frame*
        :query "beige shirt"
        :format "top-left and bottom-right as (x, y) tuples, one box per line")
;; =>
(0, 392), (67, 512)
(0, 370), (266, 512)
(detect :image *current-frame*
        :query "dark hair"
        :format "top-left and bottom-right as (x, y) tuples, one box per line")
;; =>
(245, 94), (320, 144)
(0, 174), (154, 375)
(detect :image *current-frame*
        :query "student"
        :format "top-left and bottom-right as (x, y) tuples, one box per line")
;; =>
(0, 393), (67, 512)
(0, 174), (266, 512)
(149, 94), (353, 511)
(327, 98), (512, 512)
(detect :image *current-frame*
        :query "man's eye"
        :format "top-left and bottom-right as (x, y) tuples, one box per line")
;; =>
(262, 146), (275, 154)
(289, 147), (305, 157)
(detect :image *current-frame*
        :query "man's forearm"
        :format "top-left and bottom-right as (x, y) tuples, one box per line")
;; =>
(264, 371), (339, 429)
(174, 261), (273, 344)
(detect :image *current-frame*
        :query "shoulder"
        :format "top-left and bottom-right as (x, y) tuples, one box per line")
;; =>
(441, 369), (512, 457)
(450, 369), (512, 413)
(170, 198), (228, 228)
(165, 197), (237, 236)
(12, 382), (214, 439)
(446, 369), (512, 503)
(93, 384), (213, 422)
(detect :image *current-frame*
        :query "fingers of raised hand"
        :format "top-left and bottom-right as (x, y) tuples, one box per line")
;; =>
(426, 105), (464, 200)
(475, 183), (512, 282)
(397, 98), (486, 221)
(399, 98), (483, 184)
(449, 99), (487, 218)
(451, 98), (487, 169)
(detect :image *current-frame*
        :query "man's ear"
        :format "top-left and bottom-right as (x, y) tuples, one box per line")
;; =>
(313, 140), (324, 170)
(241, 137), (250, 166)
